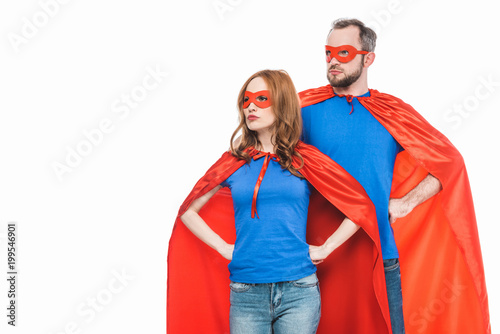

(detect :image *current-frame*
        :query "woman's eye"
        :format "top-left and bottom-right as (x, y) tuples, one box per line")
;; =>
(243, 97), (249, 102)
(257, 96), (268, 102)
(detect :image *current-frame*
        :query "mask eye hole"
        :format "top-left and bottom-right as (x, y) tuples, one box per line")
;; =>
(338, 49), (349, 57)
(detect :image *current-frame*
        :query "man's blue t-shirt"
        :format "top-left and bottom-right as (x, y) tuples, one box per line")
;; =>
(221, 155), (316, 283)
(301, 91), (403, 260)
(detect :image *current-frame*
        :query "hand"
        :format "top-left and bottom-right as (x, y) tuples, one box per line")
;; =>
(388, 197), (411, 224)
(388, 174), (442, 224)
(219, 243), (234, 261)
(309, 245), (332, 265)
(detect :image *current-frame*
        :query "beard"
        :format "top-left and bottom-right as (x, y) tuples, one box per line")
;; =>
(327, 60), (364, 88)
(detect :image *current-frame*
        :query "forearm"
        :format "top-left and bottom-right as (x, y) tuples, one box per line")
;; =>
(310, 217), (360, 264)
(400, 173), (442, 210)
(389, 173), (442, 223)
(322, 217), (360, 253)
(179, 185), (233, 259)
(180, 209), (230, 254)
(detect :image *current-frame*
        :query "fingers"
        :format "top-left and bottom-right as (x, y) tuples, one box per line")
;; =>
(389, 215), (397, 224)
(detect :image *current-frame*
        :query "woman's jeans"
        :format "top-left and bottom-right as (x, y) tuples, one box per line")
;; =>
(384, 258), (405, 334)
(229, 273), (321, 334)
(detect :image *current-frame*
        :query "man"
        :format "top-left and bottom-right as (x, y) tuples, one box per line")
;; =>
(300, 18), (490, 334)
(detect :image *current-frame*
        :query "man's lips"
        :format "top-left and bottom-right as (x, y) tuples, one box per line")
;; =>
(329, 69), (343, 75)
(247, 115), (259, 121)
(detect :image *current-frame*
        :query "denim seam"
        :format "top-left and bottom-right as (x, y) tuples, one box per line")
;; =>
(384, 263), (400, 271)
(292, 281), (319, 288)
(229, 282), (251, 293)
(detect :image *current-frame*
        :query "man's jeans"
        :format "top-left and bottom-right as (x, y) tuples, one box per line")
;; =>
(384, 258), (405, 334)
(229, 273), (321, 334)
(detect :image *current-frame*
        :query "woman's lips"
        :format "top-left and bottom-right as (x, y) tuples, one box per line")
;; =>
(247, 115), (259, 121)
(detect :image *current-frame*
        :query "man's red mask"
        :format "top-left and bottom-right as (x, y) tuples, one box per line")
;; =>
(325, 45), (369, 63)
(243, 90), (272, 109)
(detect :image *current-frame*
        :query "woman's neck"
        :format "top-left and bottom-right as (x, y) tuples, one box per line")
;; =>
(256, 131), (275, 154)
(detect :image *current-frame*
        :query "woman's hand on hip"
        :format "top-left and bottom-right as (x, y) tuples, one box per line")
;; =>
(308, 217), (360, 265)
(219, 243), (235, 261)
(309, 245), (330, 265)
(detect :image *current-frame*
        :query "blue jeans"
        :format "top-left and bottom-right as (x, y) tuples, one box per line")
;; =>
(229, 273), (321, 334)
(384, 258), (405, 334)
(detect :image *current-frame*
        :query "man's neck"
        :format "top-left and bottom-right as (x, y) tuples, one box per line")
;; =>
(332, 83), (369, 97)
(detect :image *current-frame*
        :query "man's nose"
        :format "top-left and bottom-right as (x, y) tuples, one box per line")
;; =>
(328, 55), (341, 65)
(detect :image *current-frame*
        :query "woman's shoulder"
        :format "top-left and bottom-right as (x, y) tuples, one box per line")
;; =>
(295, 141), (340, 167)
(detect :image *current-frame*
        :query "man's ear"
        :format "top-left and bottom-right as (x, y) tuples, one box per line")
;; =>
(364, 52), (375, 67)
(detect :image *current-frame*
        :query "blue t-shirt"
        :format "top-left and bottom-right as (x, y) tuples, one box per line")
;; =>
(301, 91), (403, 260)
(221, 155), (316, 283)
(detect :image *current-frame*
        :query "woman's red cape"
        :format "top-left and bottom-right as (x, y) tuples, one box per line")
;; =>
(298, 85), (491, 334)
(167, 143), (394, 333)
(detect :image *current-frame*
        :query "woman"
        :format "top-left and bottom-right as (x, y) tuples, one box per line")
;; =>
(167, 70), (390, 333)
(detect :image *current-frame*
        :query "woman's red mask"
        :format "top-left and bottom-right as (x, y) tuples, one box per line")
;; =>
(243, 90), (272, 109)
(325, 45), (369, 63)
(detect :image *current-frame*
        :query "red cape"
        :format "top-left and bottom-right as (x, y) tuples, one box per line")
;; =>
(167, 143), (394, 333)
(299, 85), (491, 334)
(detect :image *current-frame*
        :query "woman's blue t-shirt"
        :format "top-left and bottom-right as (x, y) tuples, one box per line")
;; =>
(221, 155), (316, 284)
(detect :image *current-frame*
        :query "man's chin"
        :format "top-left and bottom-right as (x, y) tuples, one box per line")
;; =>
(327, 78), (345, 88)
(327, 74), (341, 87)
(328, 75), (357, 88)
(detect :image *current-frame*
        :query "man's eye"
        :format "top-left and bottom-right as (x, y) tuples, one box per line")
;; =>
(257, 96), (268, 102)
(326, 51), (331, 56)
(339, 50), (349, 56)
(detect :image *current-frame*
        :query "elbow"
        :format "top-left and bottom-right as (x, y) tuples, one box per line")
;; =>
(428, 173), (443, 193)
(179, 211), (188, 224)
(346, 217), (361, 230)
(437, 178), (443, 192)
(180, 209), (195, 225)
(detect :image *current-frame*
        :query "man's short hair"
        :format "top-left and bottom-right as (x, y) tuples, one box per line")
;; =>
(328, 18), (377, 52)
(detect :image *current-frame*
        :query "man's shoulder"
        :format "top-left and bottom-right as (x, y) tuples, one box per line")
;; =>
(366, 89), (411, 105)
(299, 85), (334, 108)
(298, 85), (332, 97)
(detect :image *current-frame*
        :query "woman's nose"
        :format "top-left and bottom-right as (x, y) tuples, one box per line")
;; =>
(247, 103), (257, 111)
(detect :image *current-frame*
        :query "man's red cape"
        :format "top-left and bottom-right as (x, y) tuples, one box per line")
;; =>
(167, 143), (395, 333)
(299, 85), (491, 334)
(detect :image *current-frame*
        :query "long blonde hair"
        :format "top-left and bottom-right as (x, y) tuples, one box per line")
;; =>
(230, 69), (304, 177)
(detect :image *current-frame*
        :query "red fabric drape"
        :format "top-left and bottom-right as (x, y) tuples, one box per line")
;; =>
(167, 143), (393, 333)
(299, 85), (491, 334)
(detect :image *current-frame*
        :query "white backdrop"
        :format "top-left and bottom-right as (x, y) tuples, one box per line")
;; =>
(1, 0), (498, 333)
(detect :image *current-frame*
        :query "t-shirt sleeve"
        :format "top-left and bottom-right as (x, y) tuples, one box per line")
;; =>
(220, 179), (230, 188)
